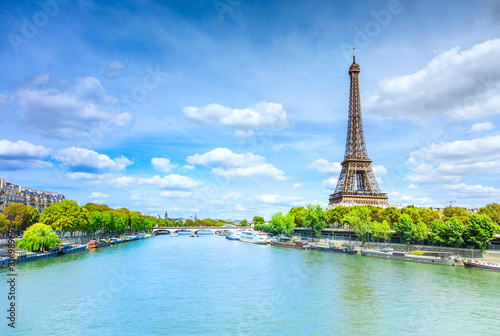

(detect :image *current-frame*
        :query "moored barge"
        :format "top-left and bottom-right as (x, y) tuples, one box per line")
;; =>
(361, 249), (457, 266)
(463, 259), (500, 272)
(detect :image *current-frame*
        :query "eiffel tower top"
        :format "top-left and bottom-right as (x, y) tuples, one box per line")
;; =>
(344, 48), (369, 162)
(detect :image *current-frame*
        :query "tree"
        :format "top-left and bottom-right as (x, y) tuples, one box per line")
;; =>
(130, 211), (145, 231)
(395, 214), (414, 245)
(326, 205), (350, 227)
(445, 218), (464, 248)
(102, 211), (117, 233)
(269, 212), (285, 235)
(89, 211), (105, 234)
(5, 204), (39, 233)
(342, 206), (372, 243)
(287, 207), (306, 227)
(466, 214), (496, 252)
(303, 204), (326, 238)
(430, 219), (447, 245)
(401, 205), (422, 224)
(17, 223), (61, 252)
(253, 216), (265, 226)
(478, 203), (500, 226)
(240, 219), (248, 226)
(84, 202), (112, 213)
(418, 208), (440, 228)
(185, 218), (194, 226)
(371, 220), (392, 242)
(380, 207), (401, 227)
(443, 207), (470, 225)
(41, 200), (90, 234)
(412, 221), (428, 244)
(0, 213), (10, 234)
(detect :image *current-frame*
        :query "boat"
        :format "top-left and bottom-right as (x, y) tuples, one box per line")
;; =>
(311, 243), (357, 254)
(217, 231), (226, 236)
(88, 239), (112, 249)
(170, 233), (179, 237)
(110, 238), (125, 245)
(59, 244), (87, 254)
(135, 234), (145, 240)
(463, 259), (500, 271)
(197, 229), (213, 235)
(225, 231), (241, 241)
(12, 251), (37, 263)
(0, 257), (11, 268)
(125, 235), (138, 242)
(360, 249), (457, 266)
(240, 230), (270, 244)
(177, 229), (193, 235)
(36, 251), (58, 259)
(270, 236), (311, 249)
(144, 233), (152, 238)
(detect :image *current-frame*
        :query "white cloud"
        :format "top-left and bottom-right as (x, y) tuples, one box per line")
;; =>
(400, 196), (434, 207)
(14, 74), (132, 139)
(138, 174), (201, 189)
(366, 39), (500, 120)
(441, 183), (500, 198)
(108, 176), (135, 187)
(469, 122), (494, 133)
(151, 158), (177, 173)
(407, 135), (500, 184)
(104, 60), (125, 78)
(308, 159), (341, 176)
(322, 177), (337, 192)
(160, 190), (193, 198)
(293, 183), (303, 189)
(53, 147), (133, 173)
(89, 192), (110, 199)
(182, 165), (195, 171)
(187, 148), (286, 181)
(0, 140), (52, 170)
(407, 184), (418, 190)
(254, 194), (302, 205)
(372, 165), (387, 177)
(183, 102), (289, 131)
(223, 192), (243, 199)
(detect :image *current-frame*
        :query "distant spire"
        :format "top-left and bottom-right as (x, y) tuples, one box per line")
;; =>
(353, 48), (355, 63)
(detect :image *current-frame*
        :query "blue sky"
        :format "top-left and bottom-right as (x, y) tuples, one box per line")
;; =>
(1, 0), (500, 220)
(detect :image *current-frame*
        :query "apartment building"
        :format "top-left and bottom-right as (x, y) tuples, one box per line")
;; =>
(0, 178), (65, 214)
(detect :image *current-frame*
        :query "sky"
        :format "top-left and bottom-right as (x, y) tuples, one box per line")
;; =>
(1, 0), (500, 220)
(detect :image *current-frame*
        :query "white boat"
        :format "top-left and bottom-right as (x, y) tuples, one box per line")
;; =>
(225, 230), (241, 241)
(170, 233), (179, 237)
(239, 230), (269, 244)
(144, 233), (152, 238)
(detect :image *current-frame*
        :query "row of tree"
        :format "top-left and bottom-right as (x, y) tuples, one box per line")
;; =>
(257, 204), (500, 252)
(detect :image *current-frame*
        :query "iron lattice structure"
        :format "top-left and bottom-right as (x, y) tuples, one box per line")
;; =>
(327, 53), (389, 209)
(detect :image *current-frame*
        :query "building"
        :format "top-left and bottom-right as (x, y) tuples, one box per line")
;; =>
(327, 51), (389, 208)
(0, 178), (65, 214)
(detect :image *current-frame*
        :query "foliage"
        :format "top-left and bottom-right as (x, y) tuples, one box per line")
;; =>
(371, 220), (392, 242)
(326, 206), (350, 226)
(412, 221), (428, 244)
(478, 203), (500, 226)
(342, 206), (372, 243)
(17, 223), (61, 252)
(303, 204), (326, 238)
(444, 218), (464, 248)
(466, 214), (496, 252)
(287, 207), (306, 227)
(411, 250), (426, 255)
(254, 223), (273, 233)
(185, 218), (194, 226)
(400, 205), (422, 224)
(418, 208), (440, 228)
(84, 202), (112, 213)
(380, 207), (401, 227)
(443, 207), (470, 225)
(253, 216), (265, 226)
(4, 204), (39, 232)
(0, 213), (10, 233)
(41, 200), (90, 233)
(430, 219), (447, 245)
(269, 212), (296, 237)
(394, 214), (414, 245)
(240, 219), (248, 226)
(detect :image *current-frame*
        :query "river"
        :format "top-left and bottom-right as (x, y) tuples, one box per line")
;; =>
(1, 235), (499, 335)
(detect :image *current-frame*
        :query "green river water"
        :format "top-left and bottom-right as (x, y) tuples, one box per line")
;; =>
(1, 235), (499, 335)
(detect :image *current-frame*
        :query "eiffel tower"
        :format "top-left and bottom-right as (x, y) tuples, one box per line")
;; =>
(327, 51), (388, 209)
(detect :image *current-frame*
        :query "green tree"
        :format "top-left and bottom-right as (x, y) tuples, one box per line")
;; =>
(89, 211), (105, 234)
(418, 208), (440, 228)
(0, 213), (10, 234)
(115, 212), (129, 233)
(130, 211), (144, 231)
(5, 204), (39, 233)
(401, 205), (422, 224)
(253, 216), (265, 226)
(102, 211), (117, 233)
(412, 221), (428, 244)
(269, 212), (285, 235)
(326, 205), (350, 226)
(430, 219), (447, 245)
(395, 214), (414, 245)
(185, 218), (194, 226)
(41, 200), (90, 234)
(240, 219), (248, 226)
(303, 204), (326, 238)
(84, 202), (112, 213)
(466, 214), (496, 252)
(287, 207), (306, 227)
(445, 218), (465, 248)
(371, 220), (392, 242)
(380, 207), (401, 227)
(17, 223), (61, 252)
(342, 206), (372, 244)
(478, 203), (500, 226)
(443, 207), (470, 225)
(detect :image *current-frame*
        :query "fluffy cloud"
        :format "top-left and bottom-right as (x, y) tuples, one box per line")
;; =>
(104, 60), (125, 78)
(53, 147), (133, 173)
(138, 174), (201, 189)
(13, 74), (132, 139)
(441, 183), (500, 198)
(0, 140), (52, 170)
(254, 194), (302, 205)
(469, 122), (494, 133)
(308, 159), (341, 176)
(407, 135), (500, 184)
(365, 39), (500, 120)
(183, 102), (289, 131)
(187, 148), (286, 181)
(159, 190), (193, 198)
(400, 196), (434, 207)
(89, 192), (110, 199)
(322, 177), (338, 192)
(151, 158), (177, 173)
